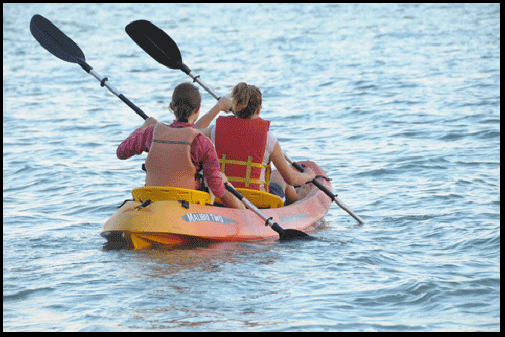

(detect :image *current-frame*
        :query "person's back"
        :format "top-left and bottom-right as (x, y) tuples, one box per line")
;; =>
(116, 82), (244, 209)
(214, 115), (271, 191)
(197, 82), (316, 203)
(145, 123), (202, 188)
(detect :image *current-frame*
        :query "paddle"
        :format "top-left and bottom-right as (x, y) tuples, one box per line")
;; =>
(126, 19), (313, 241)
(225, 184), (312, 241)
(30, 14), (149, 120)
(284, 154), (365, 224)
(125, 19), (365, 226)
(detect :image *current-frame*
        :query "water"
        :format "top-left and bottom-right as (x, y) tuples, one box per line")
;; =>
(3, 3), (500, 331)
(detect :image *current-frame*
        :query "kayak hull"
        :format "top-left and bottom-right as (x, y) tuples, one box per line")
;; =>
(101, 161), (332, 249)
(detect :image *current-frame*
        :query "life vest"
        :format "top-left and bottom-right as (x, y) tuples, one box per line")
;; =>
(214, 116), (271, 191)
(144, 124), (202, 189)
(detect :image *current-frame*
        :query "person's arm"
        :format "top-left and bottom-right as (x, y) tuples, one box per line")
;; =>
(270, 141), (316, 186)
(116, 123), (156, 160)
(220, 189), (246, 209)
(195, 96), (232, 130)
(140, 117), (158, 129)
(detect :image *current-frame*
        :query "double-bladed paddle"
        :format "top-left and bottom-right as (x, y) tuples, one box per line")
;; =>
(126, 19), (314, 241)
(30, 14), (149, 120)
(125, 19), (365, 225)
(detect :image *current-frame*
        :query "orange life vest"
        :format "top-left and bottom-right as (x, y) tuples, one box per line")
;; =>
(144, 124), (202, 189)
(214, 116), (271, 191)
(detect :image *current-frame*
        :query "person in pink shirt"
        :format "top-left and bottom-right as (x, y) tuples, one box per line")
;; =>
(116, 82), (244, 209)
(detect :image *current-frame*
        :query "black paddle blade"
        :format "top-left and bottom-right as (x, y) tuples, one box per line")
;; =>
(270, 221), (313, 242)
(279, 229), (315, 242)
(125, 20), (186, 72)
(30, 14), (85, 65)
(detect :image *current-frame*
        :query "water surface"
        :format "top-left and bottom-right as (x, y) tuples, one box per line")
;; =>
(3, 3), (500, 331)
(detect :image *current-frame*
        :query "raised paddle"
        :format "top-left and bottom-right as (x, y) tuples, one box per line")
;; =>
(125, 19), (365, 225)
(284, 154), (365, 224)
(30, 14), (149, 120)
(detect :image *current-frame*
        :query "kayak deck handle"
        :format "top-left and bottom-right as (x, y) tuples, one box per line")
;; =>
(134, 199), (152, 210)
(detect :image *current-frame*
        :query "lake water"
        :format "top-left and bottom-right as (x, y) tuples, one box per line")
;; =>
(3, 3), (500, 331)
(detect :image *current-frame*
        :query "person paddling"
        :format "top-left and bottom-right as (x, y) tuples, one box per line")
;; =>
(116, 82), (245, 209)
(196, 82), (316, 204)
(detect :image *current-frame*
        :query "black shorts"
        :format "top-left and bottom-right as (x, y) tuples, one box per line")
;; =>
(269, 182), (286, 201)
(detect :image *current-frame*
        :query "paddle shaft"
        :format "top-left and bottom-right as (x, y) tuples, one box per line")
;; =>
(284, 154), (365, 224)
(225, 184), (287, 236)
(86, 66), (149, 120)
(179, 65), (222, 102)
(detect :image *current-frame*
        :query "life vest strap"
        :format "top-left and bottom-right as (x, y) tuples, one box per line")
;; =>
(227, 176), (268, 186)
(152, 139), (192, 145)
(219, 154), (270, 189)
(219, 154), (267, 169)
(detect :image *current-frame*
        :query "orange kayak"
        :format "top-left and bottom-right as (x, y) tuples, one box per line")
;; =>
(100, 160), (332, 249)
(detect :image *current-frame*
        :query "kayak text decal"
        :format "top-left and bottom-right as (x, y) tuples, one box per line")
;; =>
(278, 213), (308, 223)
(182, 213), (237, 224)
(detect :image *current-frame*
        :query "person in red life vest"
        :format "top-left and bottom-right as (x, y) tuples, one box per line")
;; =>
(196, 82), (316, 204)
(116, 82), (245, 209)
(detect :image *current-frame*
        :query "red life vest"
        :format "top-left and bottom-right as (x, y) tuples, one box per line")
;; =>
(214, 116), (271, 191)
(145, 124), (202, 189)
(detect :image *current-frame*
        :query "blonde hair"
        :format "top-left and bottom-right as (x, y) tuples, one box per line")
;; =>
(170, 82), (201, 122)
(231, 82), (262, 119)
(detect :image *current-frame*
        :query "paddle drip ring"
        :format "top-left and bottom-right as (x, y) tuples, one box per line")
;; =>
(265, 217), (273, 227)
(100, 77), (108, 87)
(192, 75), (200, 83)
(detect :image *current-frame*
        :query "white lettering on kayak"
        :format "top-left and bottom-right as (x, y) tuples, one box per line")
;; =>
(182, 213), (237, 224)
(278, 213), (308, 223)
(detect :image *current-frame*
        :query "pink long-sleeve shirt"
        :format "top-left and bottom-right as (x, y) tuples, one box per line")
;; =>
(116, 120), (226, 198)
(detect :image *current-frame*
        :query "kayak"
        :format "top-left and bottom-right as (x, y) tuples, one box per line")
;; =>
(100, 160), (332, 249)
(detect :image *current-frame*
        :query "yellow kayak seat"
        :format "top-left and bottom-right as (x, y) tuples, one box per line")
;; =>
(215, 188), (284, 209)
(132, 186), (283, 208)
(132, 186), (212, 205)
